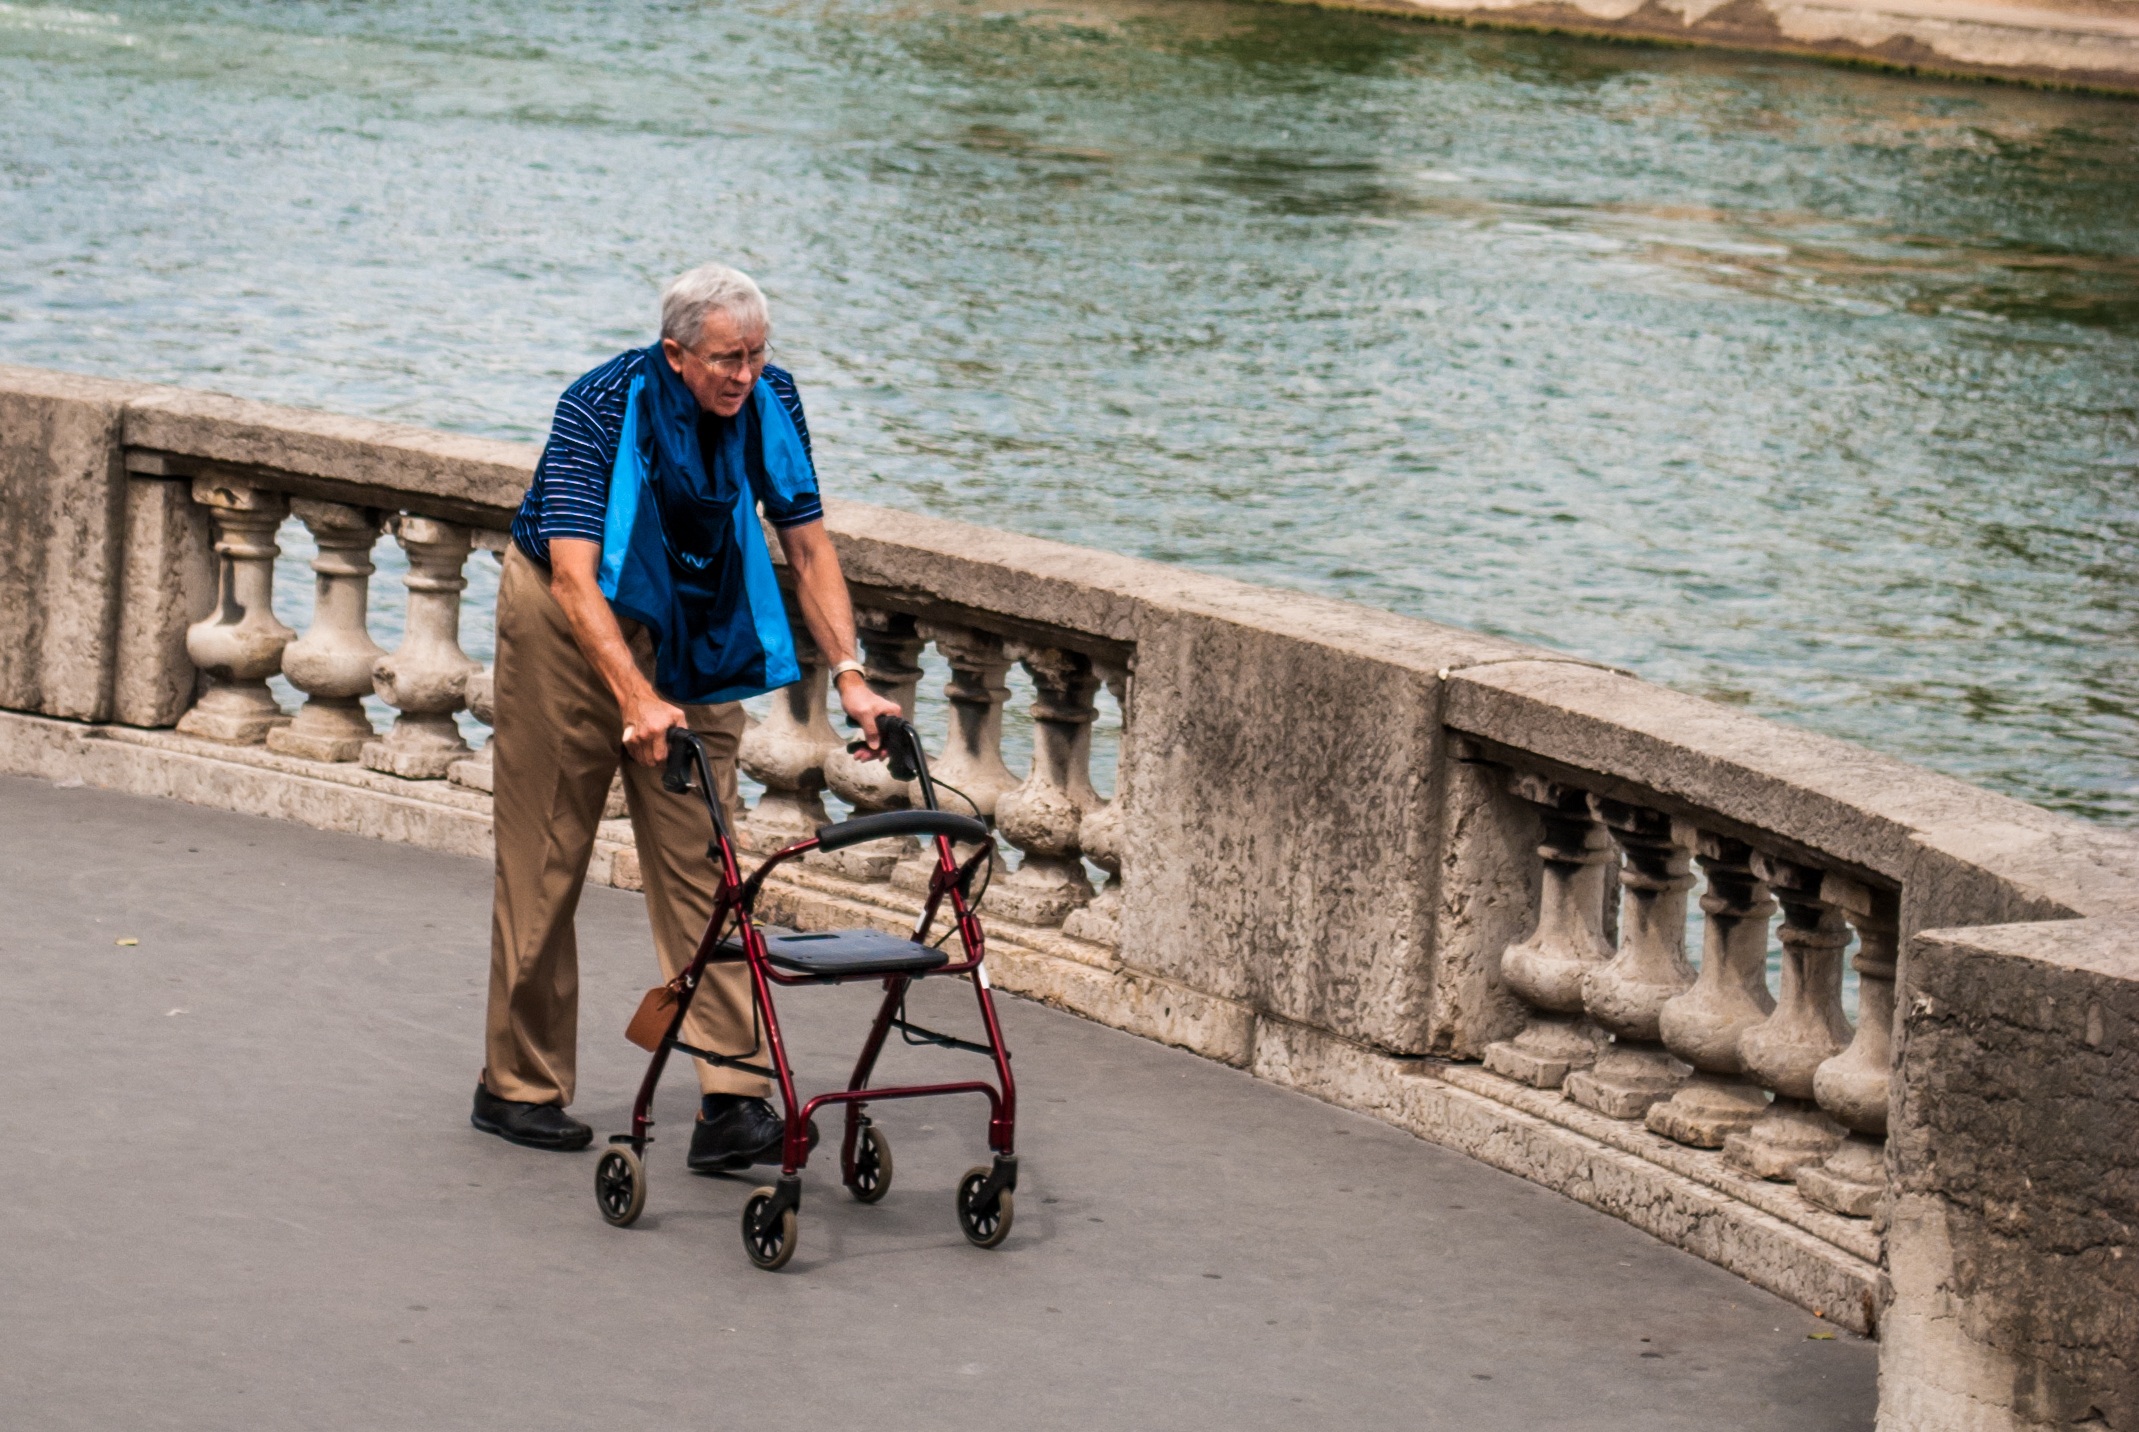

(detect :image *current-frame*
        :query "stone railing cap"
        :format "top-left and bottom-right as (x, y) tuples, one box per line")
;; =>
(121, 385), (536, 522)
(1909, 912), (2139, 983)
(1447, 658), (2139, 919)
(0, 363), (162, 409)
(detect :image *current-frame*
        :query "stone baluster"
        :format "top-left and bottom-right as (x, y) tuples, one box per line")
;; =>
(1799, 891), (1900, 1218)
(362, 517), (481, 779)
(267, 500), (384, 762)
(1565, 799), (1696, 1118)
(1481, 775), (1614, 1088)
(1062, 666), (1128, 947)
(448, 667), (495, 792)
(175, 481), (294, 745)
(920, 622), (1021, 817)
(1646, 835), (1778, 1146)
(892, 623), (1018, 895)
(738, 612), (842, 853)
(1724, 857), (1854, 1181)
(819, 610), (924, 881)
(990, 647), (1102, 926)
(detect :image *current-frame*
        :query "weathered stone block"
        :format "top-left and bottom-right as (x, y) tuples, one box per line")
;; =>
(1645, 1072), (1767, 1147)
(1564, 1045), (1688, 1119)
(1422, 750), (1536, 1057)
(1880, 917), (2139, 1432)
(1797, 1134), (1884, 1219)
(0, 366), (154, 721)
(111, 476), (213, 726)
(1118, 608), (1510, 1054)
(1480, 1025), (1596, 1087)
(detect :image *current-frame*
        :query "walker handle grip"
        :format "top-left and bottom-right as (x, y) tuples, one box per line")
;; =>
(662, 727), (703, 794)
(815, 810), (988, 853)
(847, 713), (924, 783)
(878, 714), (922, 783)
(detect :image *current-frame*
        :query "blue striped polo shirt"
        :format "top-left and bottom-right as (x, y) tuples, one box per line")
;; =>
(509, 349), (822, 567)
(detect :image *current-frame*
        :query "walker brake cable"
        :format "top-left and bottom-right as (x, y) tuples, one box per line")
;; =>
(922, 775), (993, 950)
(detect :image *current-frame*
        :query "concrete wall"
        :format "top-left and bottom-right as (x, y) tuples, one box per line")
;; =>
(1882, 917), (2139, 1431)
(1285, 0), (2139, 96)
(5, 364), (2139, 1423)
(0, 367), (162, 722)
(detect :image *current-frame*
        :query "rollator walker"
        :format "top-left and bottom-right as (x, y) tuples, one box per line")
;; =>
(591, 715), (1018, 1271)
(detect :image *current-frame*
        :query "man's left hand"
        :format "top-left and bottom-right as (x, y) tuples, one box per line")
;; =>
(837, 671), (903, 755)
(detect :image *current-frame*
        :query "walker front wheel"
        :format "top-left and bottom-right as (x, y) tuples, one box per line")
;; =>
(847, 1124), (893, 1204)
(742, 1187), (797, 1270)
(956, 1165), (1013, 1249)
(594, 1145), (646, 1228)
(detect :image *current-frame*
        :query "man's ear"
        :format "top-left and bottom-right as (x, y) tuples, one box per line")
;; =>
(659, 337), (686, 373)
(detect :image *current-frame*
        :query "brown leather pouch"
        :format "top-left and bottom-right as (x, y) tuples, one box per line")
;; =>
(625, 982), (681, 1052)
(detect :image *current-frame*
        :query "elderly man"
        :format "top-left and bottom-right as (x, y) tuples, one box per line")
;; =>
(473, 263), (899, 1170)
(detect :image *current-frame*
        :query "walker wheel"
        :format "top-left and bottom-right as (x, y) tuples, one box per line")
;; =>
(848, 1124), (893, 1204)
(956, 1165), (1013, 1249)
(742, 1186), (797, 1270)
(594, 1145), (646, 1228)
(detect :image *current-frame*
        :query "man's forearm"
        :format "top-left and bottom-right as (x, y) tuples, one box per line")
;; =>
(544, 537), (685, 764)
(551, 568), (656, 712)
(780, 523), (861, 669)
(776, 520), (903, 745)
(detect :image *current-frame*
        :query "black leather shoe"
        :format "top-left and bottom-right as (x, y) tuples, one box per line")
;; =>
(688, 1096), (819, 1174)
(470, 1083), (593, 1151)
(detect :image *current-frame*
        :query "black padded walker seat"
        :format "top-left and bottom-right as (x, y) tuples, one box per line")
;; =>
(723, 925), (951, 979)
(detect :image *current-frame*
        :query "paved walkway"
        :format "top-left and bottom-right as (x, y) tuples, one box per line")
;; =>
(0, 775), (1875, 1430)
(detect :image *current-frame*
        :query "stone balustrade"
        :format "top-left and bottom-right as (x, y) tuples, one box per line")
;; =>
(1476, 761), (1901, 1227)
(12, 424), (1133, 946)
(72, 469), (1135, 943)
(8, 364), (2139, 1431)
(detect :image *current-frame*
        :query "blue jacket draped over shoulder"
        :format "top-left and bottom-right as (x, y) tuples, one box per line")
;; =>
(596, 345), (809, 704)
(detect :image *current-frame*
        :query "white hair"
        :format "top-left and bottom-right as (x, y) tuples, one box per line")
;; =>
(660, 263), (770, 347)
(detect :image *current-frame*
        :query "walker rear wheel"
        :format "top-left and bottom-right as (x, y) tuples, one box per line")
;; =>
(742, 1187), (797, 1270)
(847, 1124), (893, 1204)
(594, 1145), (646, 1228)
(956, 1165), (1013, 1248)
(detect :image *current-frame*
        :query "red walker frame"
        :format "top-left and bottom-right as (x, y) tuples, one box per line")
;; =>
(591, 717), (1018, 1270)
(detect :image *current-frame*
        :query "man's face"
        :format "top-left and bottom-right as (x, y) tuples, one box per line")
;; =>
(661, 308), (769, 418)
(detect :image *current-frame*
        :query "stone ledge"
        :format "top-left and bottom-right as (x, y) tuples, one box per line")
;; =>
(1290, 0), (2139, 93)
(1250, 1019), (1883, 1335)
(0, 706), (1878, 1332)
(1431, 1061), (1881, 1265)
(121, 386), (535, 523)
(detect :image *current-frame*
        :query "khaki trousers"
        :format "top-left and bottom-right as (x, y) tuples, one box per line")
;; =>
(483, 544), (768, 1106)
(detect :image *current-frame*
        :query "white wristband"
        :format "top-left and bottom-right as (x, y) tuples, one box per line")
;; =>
(829, 659), (866, 682)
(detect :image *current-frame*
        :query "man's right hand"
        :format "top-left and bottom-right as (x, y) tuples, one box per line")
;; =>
(622, 695), (689, 767)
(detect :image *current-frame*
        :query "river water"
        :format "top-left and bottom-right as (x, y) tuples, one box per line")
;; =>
(4, 0), (2137, 823)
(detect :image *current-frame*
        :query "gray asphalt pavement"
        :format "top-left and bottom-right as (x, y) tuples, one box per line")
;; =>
(0, 774), (1875, 1430)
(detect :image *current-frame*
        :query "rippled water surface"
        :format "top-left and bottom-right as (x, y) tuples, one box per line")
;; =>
(4, 0), (2137, 819)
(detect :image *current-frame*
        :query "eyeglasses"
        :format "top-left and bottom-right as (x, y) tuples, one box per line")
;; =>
(687, 341), (771, 379)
